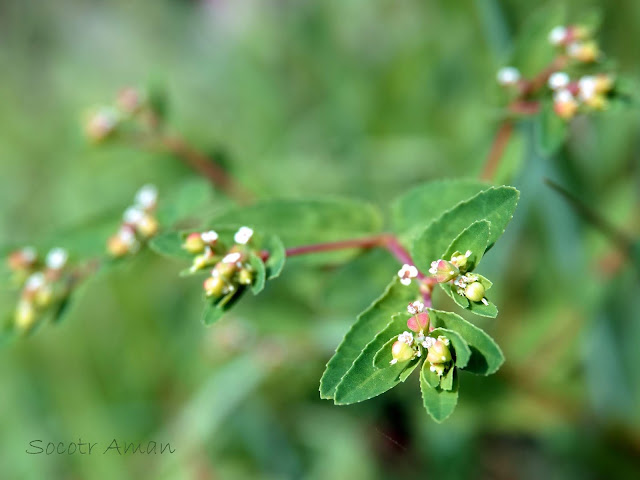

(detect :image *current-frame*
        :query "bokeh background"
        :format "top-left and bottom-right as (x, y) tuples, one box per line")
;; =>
(1, 0), (639, 479)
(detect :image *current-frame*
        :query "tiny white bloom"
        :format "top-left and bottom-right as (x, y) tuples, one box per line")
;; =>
(398, 264), (418, 286)
(496, 66), (521, 86)
(554, 89), (575, 104)
(46, 247), (68, 270)
(398, 331), (414, 345)
(548, 72), (570, 90)
(416, 350), (422, 357)
(422, 337), (436, 349)
(567, 41), (584, 58)
(481, 298), (489, 306)
(118, 227), (137, 246)
(548, 25), (567, 45)
(123, 206), (144, 225)
(578, 75), (597, 101)
(223, 252), (242, 264)
(21, 246), (37, 262)
(407, 300), (424, 315)
(25, 272), (46, 291)
(464, 250), (472, 257)
(389, 359), (398, 365)
(437, 336), (450, 346)
(234, 226), (254, 245)
(201, 230), (219, 244)
(134, 184), (158, 210)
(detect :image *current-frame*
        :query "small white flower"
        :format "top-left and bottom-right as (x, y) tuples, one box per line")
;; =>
(481, 298), (489, 306)
(398, 264), (418, 286)
(123, 206), (144, 225)
(548, 72), (570, 90)
(422, 337), (436, 349)
(389, 359), (398, 365)
(464, 250), (472, 258)
(554, 89), (575, 104)
(201, 230), (219, 244)
(118, 227), (137, 246)
(397, 331), (414, 345)
(437, 335), (450, 346)
(134, 184), (158, 210)
(25, 272), (46, 291)
(234, 226), (254, 245)
(21, 246), (37, 262)
(46, 248), (68, 270)
(496, 66), (521, 86)
(578, 75), (597, 101)
(222, 252), (242, 264)
(548, 25), (567, 45)
(407, 300), (424, 315)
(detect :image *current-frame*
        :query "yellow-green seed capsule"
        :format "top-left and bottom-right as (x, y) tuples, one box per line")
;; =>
(137, 215), (159, 238)
(15, 300), (36, 331)
(391, 341), (414, 363)
(429, 363), (446, 377)
(183, 233), (205, 254)
(203, 276), (225, 297)
(465, 281), (486, 302)
(34, 285), (54, 308)
(426, 337), (452, 365)
(237, 268), (253, 285)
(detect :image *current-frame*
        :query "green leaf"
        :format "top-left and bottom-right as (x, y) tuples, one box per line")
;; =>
(208, 198), (383, 263)
(439, 282), (498, 318)
(427, 309), (504, 375)
(536, 100), (568, 157)
(372, 336), (397, 369)
(201, 289), (244, 326)
(333, 313), (413, 405)
(248, 253), (266, 295)
(263, 234), (286, 280)
(320, 277), (419, 399)
(422, 365), (441, 388)
(149, 231), (193, 260)
(420, 361), (459, 423)
(443, 220), (491, 270)
(412, 186), (519, 272)
(392, 179), (490, 238)
(440, 366), (455, 391)
(430, 328), (471, 369)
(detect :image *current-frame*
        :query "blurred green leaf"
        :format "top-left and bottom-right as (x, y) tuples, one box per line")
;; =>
(248, 252), (266, 295)
(535, 101), (568, 157)
(149, 231), (193, 260)
(320, 277), (419, 399)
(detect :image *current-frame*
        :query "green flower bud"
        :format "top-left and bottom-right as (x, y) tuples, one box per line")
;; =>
(391, 340), (414, 364)
(15, 300), (36, 332)
(465, 281), (485, 302)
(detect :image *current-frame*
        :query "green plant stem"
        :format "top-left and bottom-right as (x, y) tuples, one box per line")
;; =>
(481, 55), (568, 181)
(283, 234), (436, 305)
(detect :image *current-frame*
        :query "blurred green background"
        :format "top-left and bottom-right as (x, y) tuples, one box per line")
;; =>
(1, 0), (639, 479)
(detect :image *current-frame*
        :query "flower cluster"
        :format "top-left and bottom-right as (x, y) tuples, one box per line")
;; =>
(429, 250), (489, 305)
(180, 226), (257, 299)
(107, 185), (160, 258)
(390, 301), (452, 376)
(6, 247), (72, 332)
(84, 87), (147, 143)
(548, 25), (599, 63)
(549, 72), (614, 119)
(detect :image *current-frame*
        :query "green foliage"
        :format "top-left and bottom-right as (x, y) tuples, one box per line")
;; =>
(412, 186), (520, 273)
(420, 362), (459, 423)
(392, 179), (489, 239)
(443, 220), (491, 270)
(536, 101), (568, 157)
(320, 278), (419, 399)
